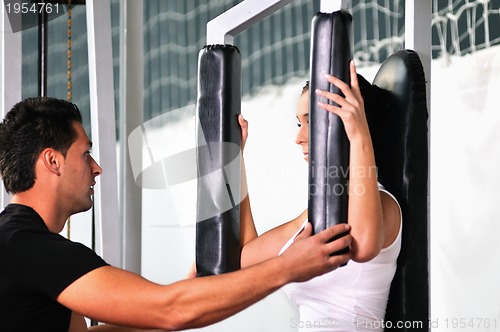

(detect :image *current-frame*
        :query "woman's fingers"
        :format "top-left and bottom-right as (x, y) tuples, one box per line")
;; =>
(315, 91), (353, 121)
(238, 114), (248, 132)
(238, 114), (248, 150)
(349, 60), (363, 103)
(314, 61), (369, 141)
(316, 60), (362, 108)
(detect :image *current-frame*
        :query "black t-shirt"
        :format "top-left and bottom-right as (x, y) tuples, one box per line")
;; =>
(0, 204), (109, 332)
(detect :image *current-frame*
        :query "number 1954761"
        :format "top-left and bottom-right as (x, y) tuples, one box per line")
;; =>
(5, 2), (61, 15)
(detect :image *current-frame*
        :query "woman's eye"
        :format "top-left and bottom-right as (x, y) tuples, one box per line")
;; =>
(297, 122), (302, 128)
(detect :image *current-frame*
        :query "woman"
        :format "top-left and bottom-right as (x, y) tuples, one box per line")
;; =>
(238, 61), (402, 331)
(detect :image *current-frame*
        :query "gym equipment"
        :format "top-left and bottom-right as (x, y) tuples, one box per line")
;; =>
(195, 45), (242, 276)
(359, 49), (429, 331)
(308, 10), (352, 236)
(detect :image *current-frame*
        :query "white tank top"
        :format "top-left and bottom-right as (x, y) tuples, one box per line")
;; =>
(280, 185), (402, 332)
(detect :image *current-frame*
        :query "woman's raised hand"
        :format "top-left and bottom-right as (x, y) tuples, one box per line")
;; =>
(315, 60), (371, 143)
(238, 114), (249, 152)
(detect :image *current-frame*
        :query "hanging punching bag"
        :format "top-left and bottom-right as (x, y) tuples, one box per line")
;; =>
(308, 10), (352, 236)
(195, 45), (241, 277)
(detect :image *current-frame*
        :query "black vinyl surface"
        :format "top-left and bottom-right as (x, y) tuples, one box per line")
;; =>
(359, 50), (429, 331)
(195, 45), (241, 277)
(308, 11), (353, 236)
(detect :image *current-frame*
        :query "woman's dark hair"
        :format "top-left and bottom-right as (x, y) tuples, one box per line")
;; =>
(301, 80), (310, 95)
(0, 97), (83, 193)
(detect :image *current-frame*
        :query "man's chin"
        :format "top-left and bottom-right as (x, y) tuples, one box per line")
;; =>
(72, 200), (93, 215)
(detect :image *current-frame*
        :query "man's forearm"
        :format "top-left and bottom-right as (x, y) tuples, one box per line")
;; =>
(89, 325), (166, 332)
(61, 224), (350, 331)
(164, 222), (351, 330)
(160, 255), (290, 330)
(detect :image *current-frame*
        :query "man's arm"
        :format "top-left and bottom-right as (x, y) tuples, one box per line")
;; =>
(59, 223), (351, 331)
(69, 312), (167, 332)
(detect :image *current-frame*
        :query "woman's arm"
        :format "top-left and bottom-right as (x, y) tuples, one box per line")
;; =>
(238, 115), (307, 267)
(240, 210), (307, 268)
(316, 61), (400, 262)
(238, 115), (258, 246)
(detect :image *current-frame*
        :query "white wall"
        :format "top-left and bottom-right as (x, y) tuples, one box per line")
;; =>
(430, 46), (500, 331)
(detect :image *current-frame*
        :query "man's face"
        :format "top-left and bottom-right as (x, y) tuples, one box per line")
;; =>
(59, 122), (102, 215)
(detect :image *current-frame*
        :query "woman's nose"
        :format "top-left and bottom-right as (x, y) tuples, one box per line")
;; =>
(295, 125), (308, 145)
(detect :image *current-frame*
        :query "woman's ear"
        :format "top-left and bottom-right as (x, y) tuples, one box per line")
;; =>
(40, 148), (62, 176)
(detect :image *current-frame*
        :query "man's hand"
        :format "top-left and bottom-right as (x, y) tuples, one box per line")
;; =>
(279, 223), (352, 283)
(60, 225), (350, 331)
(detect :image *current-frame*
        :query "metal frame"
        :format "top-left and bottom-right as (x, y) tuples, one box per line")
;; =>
(207, 0), (352, 45)
(405, 0), (432, 107)
(86, 0), (121, 268)
(206, 0), (293, 45)
(119, 0), (144, 274)
(0, 5), (21, 208)
(404, 0), (432, 317)
(320, 0), (348, 13)
(206, 0), (351, 45)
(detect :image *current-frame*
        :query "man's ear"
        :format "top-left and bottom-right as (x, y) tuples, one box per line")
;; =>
(40, 148), (62, 176)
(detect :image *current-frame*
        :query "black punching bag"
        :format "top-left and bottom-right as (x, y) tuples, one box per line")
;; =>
(195, 45), (241, 277)
(308, 10), (352, 235)
(360, 50), (429, 331)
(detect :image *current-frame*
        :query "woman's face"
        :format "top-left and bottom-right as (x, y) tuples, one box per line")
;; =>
(295, 91), (309, 162)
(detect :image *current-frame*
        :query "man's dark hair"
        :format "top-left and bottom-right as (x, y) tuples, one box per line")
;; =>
(0, 97), (83, 194)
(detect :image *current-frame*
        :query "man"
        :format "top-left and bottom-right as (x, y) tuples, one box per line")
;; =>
(0, 97), (352, 331)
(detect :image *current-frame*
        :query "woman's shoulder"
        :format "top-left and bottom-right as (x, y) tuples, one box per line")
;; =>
(377, 184), (402, 249)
